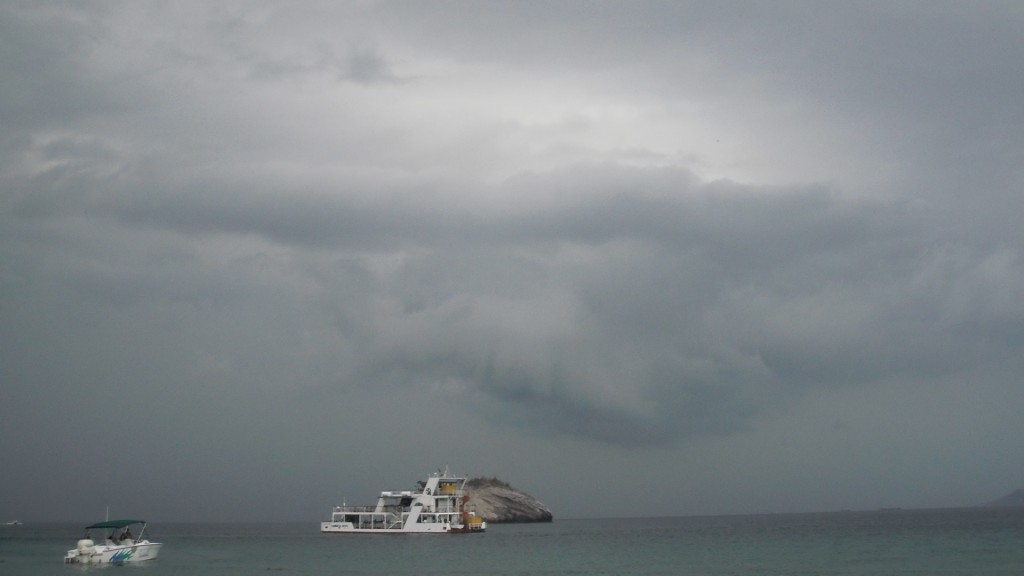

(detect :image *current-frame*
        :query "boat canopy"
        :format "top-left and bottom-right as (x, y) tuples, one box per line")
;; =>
(85, 519), (146, 530)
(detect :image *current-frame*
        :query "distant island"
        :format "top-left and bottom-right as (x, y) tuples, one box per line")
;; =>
(465, 477), (553, 523)
(987, 489), (1024, 508)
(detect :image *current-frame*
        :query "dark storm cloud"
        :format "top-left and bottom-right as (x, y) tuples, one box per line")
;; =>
(2, 1), (1024, 520)
(44, 160), (1003, 447)
(5, 144), (1022, 449)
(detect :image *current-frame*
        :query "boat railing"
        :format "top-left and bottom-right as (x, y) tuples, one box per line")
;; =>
(333, 504), (412, 515)
(333, 505), (378, 513)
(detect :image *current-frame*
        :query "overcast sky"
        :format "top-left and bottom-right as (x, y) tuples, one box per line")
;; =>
(3, 1), (1024, 522)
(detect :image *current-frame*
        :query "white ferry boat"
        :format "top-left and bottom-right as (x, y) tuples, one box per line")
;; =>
(321, 469), (486, 534)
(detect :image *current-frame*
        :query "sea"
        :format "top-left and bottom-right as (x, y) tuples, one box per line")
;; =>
(3, 508), (1024, 575)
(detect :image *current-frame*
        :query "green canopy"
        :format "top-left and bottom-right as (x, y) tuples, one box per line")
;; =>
(85, 519), (145, 530)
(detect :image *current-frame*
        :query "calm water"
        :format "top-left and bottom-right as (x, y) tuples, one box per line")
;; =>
(3, 508), (1024, 575)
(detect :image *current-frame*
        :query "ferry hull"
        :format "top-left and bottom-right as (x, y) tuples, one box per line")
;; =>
(321, 522), (457, 534)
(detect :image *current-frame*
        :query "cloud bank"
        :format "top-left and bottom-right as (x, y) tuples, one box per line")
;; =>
(2, 1), (1023, 520)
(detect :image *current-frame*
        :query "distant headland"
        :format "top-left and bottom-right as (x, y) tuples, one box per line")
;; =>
(465, 477), (553, 523)
(986, 489), (1024, 508)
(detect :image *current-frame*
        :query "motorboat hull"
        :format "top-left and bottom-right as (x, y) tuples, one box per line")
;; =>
(64, 541), (162, 564)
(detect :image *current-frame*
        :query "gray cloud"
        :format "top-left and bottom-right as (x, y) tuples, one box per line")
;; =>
(2, 1), (1023, 521)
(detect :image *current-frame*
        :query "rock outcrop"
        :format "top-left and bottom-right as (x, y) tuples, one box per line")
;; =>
(465, 477), (553, 523)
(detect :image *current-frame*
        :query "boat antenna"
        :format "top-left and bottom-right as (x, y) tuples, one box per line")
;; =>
(105, 506), (109, 521)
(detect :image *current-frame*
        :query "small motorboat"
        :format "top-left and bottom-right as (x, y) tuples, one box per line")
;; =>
(63, 519), (162, 564)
